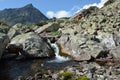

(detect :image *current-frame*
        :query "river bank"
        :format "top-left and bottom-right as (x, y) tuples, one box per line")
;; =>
(0, 57), (120, 80)
(0, 58), (76, 80)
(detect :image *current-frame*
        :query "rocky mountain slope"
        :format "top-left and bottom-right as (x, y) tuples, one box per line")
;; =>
(0, 4), (48, 26)
(57, 0), (120, 61)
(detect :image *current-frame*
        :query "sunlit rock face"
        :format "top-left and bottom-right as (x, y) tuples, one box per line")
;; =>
(57, 0), (120, 61)
(8, 32), (55, 58)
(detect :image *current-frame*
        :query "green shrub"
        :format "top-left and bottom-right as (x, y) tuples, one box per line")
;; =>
(60, 72), (73, 78)
(35, 22), (48, 26)
(60, 72), (89, 80)
(76, 76), (89, 80)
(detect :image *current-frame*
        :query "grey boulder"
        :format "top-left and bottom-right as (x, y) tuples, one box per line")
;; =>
(9, 32), (55, 58)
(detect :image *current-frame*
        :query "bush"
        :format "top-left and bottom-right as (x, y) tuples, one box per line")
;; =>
(60, 72), (89, 80)
(35, 21), (48, 26)
(60, 72), (73, 79)
(76, 76), (89, 80)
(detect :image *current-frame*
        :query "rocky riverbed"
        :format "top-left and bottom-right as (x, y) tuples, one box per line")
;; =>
(0, 59), (75, 80)
(0, 58), (120, 80)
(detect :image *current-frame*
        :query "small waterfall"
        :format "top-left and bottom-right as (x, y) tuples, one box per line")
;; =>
(48, 39), (70, 63)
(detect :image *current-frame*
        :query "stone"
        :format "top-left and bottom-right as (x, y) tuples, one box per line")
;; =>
(88, 45), (105, 58)
(110, 46), (120, 58)
(7, 23), (30, 39)
(0, 25), (10, 34)
(17, 76), (25, 80)
(96, 31), (116, 49)
(74, 50), (91, 61)
(8, 32), (55, 58)
(35, 22), (61, 34)
(87, 28), (96, 34)
(7, 28), (17, 39)
(52, 74), (59, 79)
(34, 72), (43, 79)
(0, 32), (10, 59)
(57, 34), (91, 61)
(113, 32), (120, 46)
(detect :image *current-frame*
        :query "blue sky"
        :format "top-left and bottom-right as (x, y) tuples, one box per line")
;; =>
(0, 0), (108, 18)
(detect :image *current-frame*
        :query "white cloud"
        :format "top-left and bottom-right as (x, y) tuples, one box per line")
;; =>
(98, 0), (109, 8)
(46, 0), (108, 18)
(83, 0), (108, 9)
(75, 0), (108, 14)
(46, 11), (54, 18)
(46, 10), (71, 18)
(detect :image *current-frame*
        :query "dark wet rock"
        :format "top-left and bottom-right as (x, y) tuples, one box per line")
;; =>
(2, 44), (22, 59)
(17, 76), (25, 80)
(2, 53), (18, 59)
(0, 32), (10, 59)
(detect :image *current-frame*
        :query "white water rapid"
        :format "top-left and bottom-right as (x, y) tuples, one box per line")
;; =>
(48, 39), (70, 63)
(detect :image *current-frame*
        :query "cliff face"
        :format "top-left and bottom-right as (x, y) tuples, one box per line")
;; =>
(0, 4), (48, 26)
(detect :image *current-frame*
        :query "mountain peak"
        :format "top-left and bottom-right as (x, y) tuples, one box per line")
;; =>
(0, 3), (48, 26)
(24, 3), (34, 8)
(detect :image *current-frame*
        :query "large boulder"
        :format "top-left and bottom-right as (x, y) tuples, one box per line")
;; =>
(57, 34), (91, 61)
(0, 33), (10, 59)
(57, 34), (109, 61)
(8, 32), (55, 58)
(7, 23), (30, 39)
(35, 22), (61, 34)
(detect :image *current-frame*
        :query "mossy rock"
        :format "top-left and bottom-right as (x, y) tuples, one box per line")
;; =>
(71, 76), (90, 80)
(60, 72), (73, 78)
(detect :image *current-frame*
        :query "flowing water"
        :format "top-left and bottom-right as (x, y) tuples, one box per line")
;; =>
(48, 40), (70, 63)
(0, 40), (74, 80)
